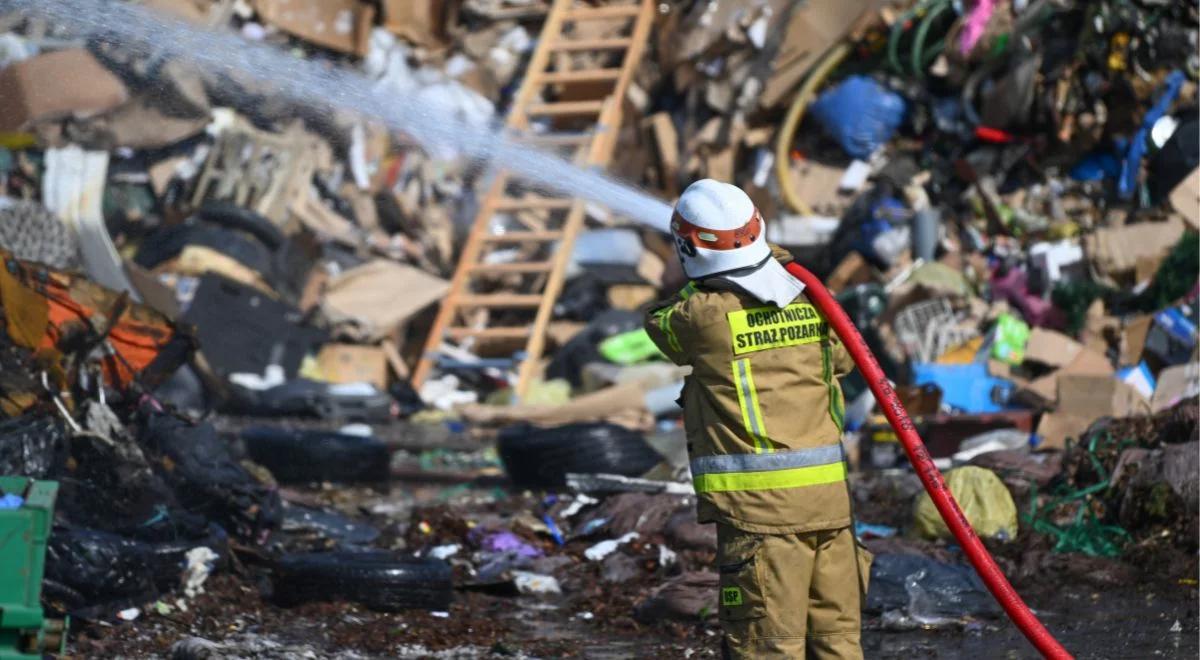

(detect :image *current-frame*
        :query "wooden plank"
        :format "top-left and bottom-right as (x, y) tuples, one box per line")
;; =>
(538, 68), (622, 84)
(455, 294), (545, 308)
(562, 5), (641, 20)
(548, 37), (633, 52)
(445, 326), (531, 340)
(526, 100), (606, 117)
(468, 261), (555, 274)
(380, 338), (409, 379)
(479, 230), (565, 243)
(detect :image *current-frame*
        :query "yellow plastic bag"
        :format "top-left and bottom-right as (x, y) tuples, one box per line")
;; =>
(913, 466), (1018, 541)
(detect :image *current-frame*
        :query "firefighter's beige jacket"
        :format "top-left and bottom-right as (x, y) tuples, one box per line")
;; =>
(645, 250), (854, 534)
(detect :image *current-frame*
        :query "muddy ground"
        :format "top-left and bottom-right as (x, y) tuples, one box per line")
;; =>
(68, 469), (1198, 660)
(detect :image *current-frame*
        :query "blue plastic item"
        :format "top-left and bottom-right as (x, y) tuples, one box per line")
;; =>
(0, 493), (23, 510)
(853, 197), (908, 263)
(810, 76), (907, 159)
(1119, 70), (1185, 200)
(1069, 153), (1120, 182)
(911, 363), (1016, 414)
(1116, 362), (1157, 400)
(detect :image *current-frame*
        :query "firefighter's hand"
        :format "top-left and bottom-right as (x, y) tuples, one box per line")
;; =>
(768, 242), (794, 266)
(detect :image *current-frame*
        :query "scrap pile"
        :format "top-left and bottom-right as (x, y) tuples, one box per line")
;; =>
(0, 0), (1196, 656)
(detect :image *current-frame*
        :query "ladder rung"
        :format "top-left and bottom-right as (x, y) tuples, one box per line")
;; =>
(563, 5), (642, 20)
(445, 326), (531, 340)
(526, 100), (605, 117)
(493, 197), (574, 211)
(538, 68), (622, 84)
(469, 261), (555, 274)
(455, 294), (544, 308)
(480, 230), (565, 243)
(549, 37), (633, 52)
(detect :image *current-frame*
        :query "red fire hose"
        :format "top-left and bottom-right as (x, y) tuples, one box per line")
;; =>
(785, 262), (1072, 659)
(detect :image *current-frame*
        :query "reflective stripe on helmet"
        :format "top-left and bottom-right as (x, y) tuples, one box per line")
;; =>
(671, 208), (763, 251)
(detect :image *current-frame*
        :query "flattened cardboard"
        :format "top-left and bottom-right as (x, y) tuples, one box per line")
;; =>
(1023, 327), (1082, 368)
(761, 1), (879, 109)
(1169, 167), (1200, 231)
(0, 49), (128, 132)
(1120, 315), (1154, 367)
(1084, 217), (1185, 281)
(317, 344), (388, 389)
(321, 259), (449, 341)
(1152, 362), (1200, 413)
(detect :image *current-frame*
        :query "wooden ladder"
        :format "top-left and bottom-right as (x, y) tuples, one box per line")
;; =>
(412, 0), (655, 399)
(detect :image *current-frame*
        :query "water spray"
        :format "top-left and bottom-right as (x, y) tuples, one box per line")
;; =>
(3, 0), (672, 229)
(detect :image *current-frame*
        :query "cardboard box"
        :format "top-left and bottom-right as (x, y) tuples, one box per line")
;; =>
(1035, 411), (1091, 451)
(382, 0), (459, 50)
(317, 344), (388, 389)
(254, 0), (376, 56)
(0, 49), (128, 132)
(1057, 373), (1150, 421)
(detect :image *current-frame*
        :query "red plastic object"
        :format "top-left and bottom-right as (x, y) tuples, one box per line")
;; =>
(975, 125), (1015, 143)
(786, 262), (1073, 660)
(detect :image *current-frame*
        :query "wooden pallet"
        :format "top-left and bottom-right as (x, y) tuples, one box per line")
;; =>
(412, 0), (655, 399)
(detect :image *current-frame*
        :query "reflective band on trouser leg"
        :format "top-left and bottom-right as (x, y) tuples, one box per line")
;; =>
(691, 443), (847, 493)
(731, 358), (770, 453)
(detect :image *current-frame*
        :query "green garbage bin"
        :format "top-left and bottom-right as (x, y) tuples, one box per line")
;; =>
(0, 477), (67, 659)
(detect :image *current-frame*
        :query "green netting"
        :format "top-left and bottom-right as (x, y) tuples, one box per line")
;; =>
(1023, 430), (1134, 557)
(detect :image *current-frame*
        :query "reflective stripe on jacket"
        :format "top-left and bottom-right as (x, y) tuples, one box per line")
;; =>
(645, 261), (854, 534)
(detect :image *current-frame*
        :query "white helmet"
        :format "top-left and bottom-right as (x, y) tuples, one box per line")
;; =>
(671, 179), (803, 307)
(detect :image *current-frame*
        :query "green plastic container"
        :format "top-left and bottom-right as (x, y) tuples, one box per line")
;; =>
(0, 477), (66, 659)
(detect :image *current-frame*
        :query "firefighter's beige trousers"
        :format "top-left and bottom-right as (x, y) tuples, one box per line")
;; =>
(717, 524), (872, 659)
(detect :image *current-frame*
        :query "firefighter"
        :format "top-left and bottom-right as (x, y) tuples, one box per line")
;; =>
(644, 179), (871, 659)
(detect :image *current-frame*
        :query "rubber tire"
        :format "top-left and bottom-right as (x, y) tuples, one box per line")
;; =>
(497, 423), (663, 489)
(196, 201), (285, 250)
(240, 426), (390, 484)
(272, 552), (452, 611)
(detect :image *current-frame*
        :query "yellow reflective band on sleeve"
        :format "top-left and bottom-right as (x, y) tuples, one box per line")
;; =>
(731, 358), (770, 453)
(680, 281), (698, 300)
(727, 303), (828, 355)
(693, 461), (847, 493)
(657, 306), (681, 354)
(821, 343), (845, 433)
